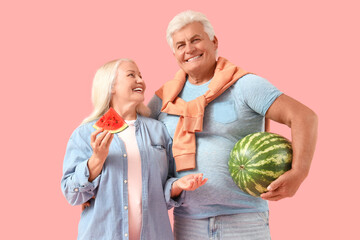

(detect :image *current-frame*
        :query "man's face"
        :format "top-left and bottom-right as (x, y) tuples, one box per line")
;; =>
(172, 22), (218, 75)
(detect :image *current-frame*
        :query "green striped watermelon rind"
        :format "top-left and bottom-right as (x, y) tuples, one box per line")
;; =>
(228, 132), (293, 197)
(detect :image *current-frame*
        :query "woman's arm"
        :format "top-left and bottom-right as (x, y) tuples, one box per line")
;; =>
(170, 173), (207, 198)
(61, 128), (114, 205)
(87, 129), (114, 181)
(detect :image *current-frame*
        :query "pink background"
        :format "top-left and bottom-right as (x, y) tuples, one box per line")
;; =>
(1, 0), (359, 239)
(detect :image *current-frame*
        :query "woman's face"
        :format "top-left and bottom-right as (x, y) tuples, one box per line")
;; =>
(111, 61), (146, 107)
(172, 21), (218, 76)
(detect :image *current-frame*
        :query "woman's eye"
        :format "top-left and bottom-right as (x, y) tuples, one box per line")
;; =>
(128, 73), (135, 77)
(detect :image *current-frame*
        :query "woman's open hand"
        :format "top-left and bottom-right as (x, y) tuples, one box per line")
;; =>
(171, 173), (208, 198)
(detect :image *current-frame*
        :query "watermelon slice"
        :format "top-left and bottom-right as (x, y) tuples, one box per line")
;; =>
(93, 107), (128, 133)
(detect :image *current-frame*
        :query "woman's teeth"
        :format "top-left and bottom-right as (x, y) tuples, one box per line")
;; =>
(133, 88), (143, 92)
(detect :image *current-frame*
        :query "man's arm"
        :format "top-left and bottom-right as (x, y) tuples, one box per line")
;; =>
(261, 94), (318, 201)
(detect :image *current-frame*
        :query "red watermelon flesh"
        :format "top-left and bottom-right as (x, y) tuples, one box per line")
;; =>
(93, 107), (128, 133)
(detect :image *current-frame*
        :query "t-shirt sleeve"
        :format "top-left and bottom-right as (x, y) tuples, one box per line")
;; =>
(235, 74), (283, 116)
(147, 94), (163, 120)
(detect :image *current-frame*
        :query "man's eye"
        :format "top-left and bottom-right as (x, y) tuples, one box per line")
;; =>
(177, 44), (185, 49)
(192, 39), (200, 43)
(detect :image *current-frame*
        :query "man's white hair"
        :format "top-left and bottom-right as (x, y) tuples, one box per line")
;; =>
(166, 10), (215, 52)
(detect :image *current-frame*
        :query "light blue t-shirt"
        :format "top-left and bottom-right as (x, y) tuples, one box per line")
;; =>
(148, 74), (282, 219)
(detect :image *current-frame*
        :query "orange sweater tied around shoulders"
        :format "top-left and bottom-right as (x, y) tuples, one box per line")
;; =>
(155, 57), (249, 172)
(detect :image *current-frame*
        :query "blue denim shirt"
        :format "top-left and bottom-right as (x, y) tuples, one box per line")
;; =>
(61, 115), (182, 240)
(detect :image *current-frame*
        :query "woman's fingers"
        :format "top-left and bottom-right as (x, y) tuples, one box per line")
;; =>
(199, 178), (208, 186)
(101, 132), (114, 148)
(92, 130), (113, 149)
(91, 128), (104, 143)
(177, 173), (208, 191)
(82, 202), (90, 211)
(95, 131), (109, 146)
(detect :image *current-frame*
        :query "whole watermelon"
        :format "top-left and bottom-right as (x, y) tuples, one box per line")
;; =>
(228, 132), (292, 197)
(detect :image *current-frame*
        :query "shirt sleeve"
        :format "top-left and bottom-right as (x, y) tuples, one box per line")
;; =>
(236, 74), (283, 116)
(61, 127), (101, 206)
(163, 127), (186, 209)
(147, 94), (163, 120)
(164, 178), (186, 209)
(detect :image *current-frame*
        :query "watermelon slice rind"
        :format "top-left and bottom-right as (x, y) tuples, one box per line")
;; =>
(93, 107), (129, 134)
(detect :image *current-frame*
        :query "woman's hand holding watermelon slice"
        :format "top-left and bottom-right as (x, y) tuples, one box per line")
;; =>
(87, 128), (114, 182)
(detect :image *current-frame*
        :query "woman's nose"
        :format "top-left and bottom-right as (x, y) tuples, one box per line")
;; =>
(136, 76), (144, 83)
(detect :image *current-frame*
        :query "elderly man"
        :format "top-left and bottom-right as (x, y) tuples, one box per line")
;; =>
(149, 10), (318, 240)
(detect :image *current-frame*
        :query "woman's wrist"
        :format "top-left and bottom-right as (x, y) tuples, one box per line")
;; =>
(87, 155), (105, 182)
(170, 180), (183, 198)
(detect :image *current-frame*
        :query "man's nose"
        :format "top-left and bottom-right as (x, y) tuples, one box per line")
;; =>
(185, 43), (195, 54)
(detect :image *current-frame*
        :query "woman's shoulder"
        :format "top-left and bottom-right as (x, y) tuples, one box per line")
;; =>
(138, 115), (169, 133)
(138, 115), (163, 126)
(70, 120), (97, 140)
(138, 115), (172, 143)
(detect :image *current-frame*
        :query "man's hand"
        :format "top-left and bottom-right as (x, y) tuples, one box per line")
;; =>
(260, 169), (307, 201)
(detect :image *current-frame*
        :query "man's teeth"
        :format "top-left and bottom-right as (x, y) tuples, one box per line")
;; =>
(187, 55), (201, 62)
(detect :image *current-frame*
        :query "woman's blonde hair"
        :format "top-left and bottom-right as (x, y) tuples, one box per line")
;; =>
(82, 58), (150, 124)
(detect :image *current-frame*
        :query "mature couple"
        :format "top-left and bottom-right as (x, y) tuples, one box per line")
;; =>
(61, 10), (318, 240)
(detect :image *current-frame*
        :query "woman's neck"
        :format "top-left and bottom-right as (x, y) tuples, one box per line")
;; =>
(111, 103), (137, 120)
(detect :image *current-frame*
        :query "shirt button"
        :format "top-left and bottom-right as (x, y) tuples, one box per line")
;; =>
(124, 206), (128, 210)
(123, 154), (127, 158)
(124, 233), (128, 237)
(74, 188), (79, 192)
(124, 180), (128, 184)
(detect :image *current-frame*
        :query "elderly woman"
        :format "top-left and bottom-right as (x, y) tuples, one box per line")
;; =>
(149, 11), (318, 239)
(61, 58), (206, 240)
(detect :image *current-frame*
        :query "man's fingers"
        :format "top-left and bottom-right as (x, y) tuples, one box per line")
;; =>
(261, 187), (283, 200)
(261, 193), (283, 201)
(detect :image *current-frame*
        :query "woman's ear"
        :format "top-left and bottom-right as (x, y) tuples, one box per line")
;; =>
(213, 36), (219, 50)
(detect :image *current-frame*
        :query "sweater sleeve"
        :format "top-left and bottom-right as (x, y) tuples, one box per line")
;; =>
(61, 127), (101, 206)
